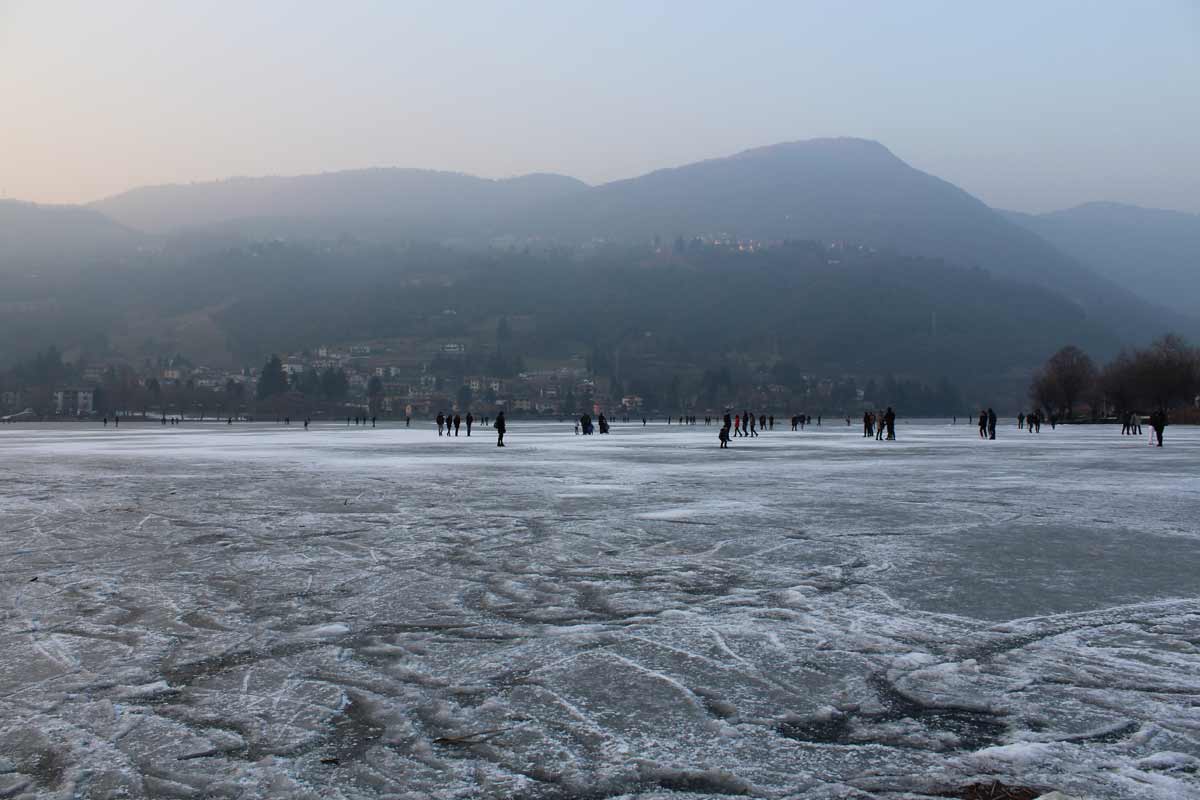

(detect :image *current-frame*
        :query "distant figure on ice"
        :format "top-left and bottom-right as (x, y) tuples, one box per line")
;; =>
(749, 415), (758, 437)
(453, 414), (461, 436)
(724, 412), (732, 431)
(1150, 409), (1167, 446)
(436, 412), (445, 436)
(495, 411), (507, 447)
(987, 408), (997, 440)
(406, 416), (411, 427)
(1131, 412), (1142, 436)
(1018, 412), (1025, 430)
(733, 414), (741, 437)
(466, 413), (474, 436)
(718, 423), (730, 448)
(978, 410), (988, 439)
(884, 407), (896, 440)
(598, 414), (609, 434)
(863, 411), (872, 438)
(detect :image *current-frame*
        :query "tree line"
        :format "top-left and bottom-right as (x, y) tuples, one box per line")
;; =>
(1030, 334), (1199, 419)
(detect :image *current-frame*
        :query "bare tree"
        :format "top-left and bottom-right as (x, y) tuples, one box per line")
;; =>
(1099, 349), (1138, 414)
(1137, 334), (1199, 411)
(1034, 345), (1096, 418)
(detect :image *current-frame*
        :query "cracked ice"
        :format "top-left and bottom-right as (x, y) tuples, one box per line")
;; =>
(1, 421), (1197, 799)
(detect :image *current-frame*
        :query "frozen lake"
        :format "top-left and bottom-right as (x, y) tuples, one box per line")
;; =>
(1, 420), (1197, 799)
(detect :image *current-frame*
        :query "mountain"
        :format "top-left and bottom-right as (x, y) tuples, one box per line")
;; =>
(528, 139), (1186, 339)
(0, 238), (1120, 408)
(6, 138), (1193, 383)
(1005, 202), (1200, 316)
(0, 200), (142, 276)
(91, 169), (589, 239)
(85, 139), (1186, 342)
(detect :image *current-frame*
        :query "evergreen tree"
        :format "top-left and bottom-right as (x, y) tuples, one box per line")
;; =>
(257, 355), (288, 400)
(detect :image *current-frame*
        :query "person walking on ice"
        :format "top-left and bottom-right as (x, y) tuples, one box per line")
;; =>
(1150, 409), (1167, 447)
(495, 411), (507, 447)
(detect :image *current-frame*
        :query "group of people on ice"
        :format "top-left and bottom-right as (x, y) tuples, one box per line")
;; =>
(1116, 408), (1169, 445)
(1017, 411), (1050, 432)
(862, 409), (897, 440)
(434, 411), (506, 445)
(435, 411), (475, 437)
(575, 413), (610, 435)
(716, 411), (789, 447)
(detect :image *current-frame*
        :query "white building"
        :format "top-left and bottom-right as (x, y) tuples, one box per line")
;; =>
(54, 388), (94, 416)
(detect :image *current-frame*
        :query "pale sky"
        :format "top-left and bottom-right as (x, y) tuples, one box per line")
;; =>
(2, 0), (1198, 212)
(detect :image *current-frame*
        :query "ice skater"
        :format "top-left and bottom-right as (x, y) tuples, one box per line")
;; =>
(495, 411), (507, 447)
(1150, 409), (1167, 446)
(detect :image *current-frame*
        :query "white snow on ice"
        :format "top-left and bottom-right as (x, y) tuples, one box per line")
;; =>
(1, 419), (1198, 799)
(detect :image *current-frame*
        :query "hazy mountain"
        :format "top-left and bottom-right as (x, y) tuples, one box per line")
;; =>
(527, 139), (1183, 338)
(5, 139), (1194, 379)
(91, 169), (589, 239)
(0, 200), (142, 276)
(82, 139), (1187, 341)
(0, 239), (1119, 408)
(1006, 202), (1200, 316)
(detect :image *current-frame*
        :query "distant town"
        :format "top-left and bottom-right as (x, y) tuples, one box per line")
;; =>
(1, 335), (874, 422)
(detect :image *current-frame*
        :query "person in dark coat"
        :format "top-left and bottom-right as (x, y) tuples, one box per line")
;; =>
(453, 414), (461, 436)
(884, 407), (896, 440)
(978, 410), (988, 439)
(466, 413), (474, 436)
(436, 412), (445, 436)
(1150, 409), (1168, 447)
(987, 408), (997, 440)
(718, 423), (730, 448)
(495, 411), (507, 447)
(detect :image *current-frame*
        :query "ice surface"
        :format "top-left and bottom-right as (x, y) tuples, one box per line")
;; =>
(1, 420), (1197, 799)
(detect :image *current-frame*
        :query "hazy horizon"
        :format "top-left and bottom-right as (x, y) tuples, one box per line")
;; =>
(2, 1), (1198, 213)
